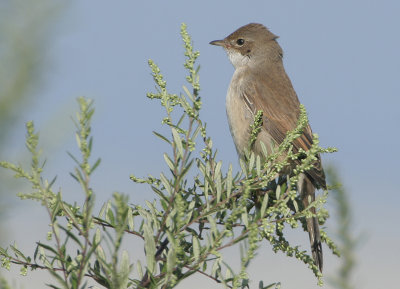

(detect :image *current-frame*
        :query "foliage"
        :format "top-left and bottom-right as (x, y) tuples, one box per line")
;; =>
(0, 1), (64, 286)
(0, 0), (62, 235)
(0, 0), (62, 143)
(327, 168), (358, 289)
(0, 24), (337, 289)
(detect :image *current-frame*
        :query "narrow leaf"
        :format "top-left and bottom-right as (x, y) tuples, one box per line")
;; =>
(275, 185), (281, 200)
(241, 211), (249, 227)
(216, 174), (222, 203)
(167, 247), (176, 274)
(293, 200), (299, 212)
(160, 173), (172, 195)
(260, 193), (269, 217)
(136, 260), (143, 279)
(260, 141), (268, 158)
(214, 161), (222, 177)
(90, 158), (101, 175)
(226, 164), (233, 198)
(143, 224), (156, 274)
(239, 159), (247, 176)
(193, 236), (200, 262)
(171, 128), (184, 158)
(248, 152), (255, 171)
(153, 131), (172, 145)
(127, 207), (134, 231)
(256, 155), (261, 177)
(182, 85), (194, 102)
(163, 153), (175, 171)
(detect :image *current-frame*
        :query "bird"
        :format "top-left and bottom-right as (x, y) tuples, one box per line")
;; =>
(209, 23), (326, 272)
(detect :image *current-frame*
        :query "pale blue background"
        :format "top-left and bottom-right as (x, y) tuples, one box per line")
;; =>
(3, 1), (399, 288)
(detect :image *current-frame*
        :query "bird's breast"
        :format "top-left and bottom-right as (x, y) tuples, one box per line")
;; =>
(225, 70), (254, 158)
(225, 69), (276, 159)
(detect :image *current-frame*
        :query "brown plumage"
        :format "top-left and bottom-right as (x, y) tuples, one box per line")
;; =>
(210, 23), (325, 271)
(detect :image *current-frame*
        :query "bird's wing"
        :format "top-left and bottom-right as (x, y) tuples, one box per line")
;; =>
(241, 71), (326, 188)
(241, 72), (312, 151)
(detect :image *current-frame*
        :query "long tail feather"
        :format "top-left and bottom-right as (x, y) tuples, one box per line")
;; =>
(299, 173), (323, 272)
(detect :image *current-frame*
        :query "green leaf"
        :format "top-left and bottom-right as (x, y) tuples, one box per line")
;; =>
(96, 245), (106, 262)
(163, 153), (175, 171)
(275, 185), (281, 200)
(38, 247), (51, 268)
(224, 266), (232, 281)
(226, 164), (233, 198)
(48, 176), (58, 191)
(214, 161), (222, 177)
(192, 123), (202, 140)
(185, 200), (196, 223)
(69, 172), (79, 183)
(211, 259), (221, 278)
(152, 186), (169, 204)
(10, 245), (29, 262)
(20, 265), (28, 276)
(88, 136), (93, 151)
(207, 216), (217, 236)
(182, 85), (194, 102)
(33, 245), (39, 262)
(293, 200), (299, 212)
(256, 155), (261, 177)
(260, 141), (268, 158)
(67, 151), (80, 165)
(171, 128), (184, 158)
(160, 173), (172, 195)
(193, 236), (200, 262)
(269, 139), (275, 154)
(248, 152), (255, 171)
(239, 159), (247, 176)
(179, 158), (194, 180)
(106, 207), (115, 225)
(98, 201), (110, 218)
(160, 199), (168, 211)
(58, 225), (83, 248)
(153, 131), (172, 145)
(262, 282), (281, 289)
(136, 260), (143, 279)
(127, 207), (134, 231)
(75, 133), (81, 150)
(260, 193), (269, 217)
(53, 221), (60, 241)
(204, 178), (209, 204)
(241, 211), (249, 228)
(202, 261), (207, 272)
(167, 247), (176, 274)
(143, 223), (156, 274)
(176, 112), (186, 128)
(216, 175), (222, 203)
(36, 242), (59, 257)
(90, 158), (101, 175)
(120, 250), (131, 284)
(94, 228), (101, 244)
(47, 269), (68, 289)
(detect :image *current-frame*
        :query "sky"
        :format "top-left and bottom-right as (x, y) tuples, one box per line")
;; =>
(2, 1), (400, 288)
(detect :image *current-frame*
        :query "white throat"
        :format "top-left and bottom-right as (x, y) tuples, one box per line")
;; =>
(226, 50), (250, 69)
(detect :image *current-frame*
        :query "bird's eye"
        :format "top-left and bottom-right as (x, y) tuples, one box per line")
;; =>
(236, 39), (245, 46)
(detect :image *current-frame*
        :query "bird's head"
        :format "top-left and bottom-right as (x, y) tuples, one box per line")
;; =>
(210, 23), (282, 69)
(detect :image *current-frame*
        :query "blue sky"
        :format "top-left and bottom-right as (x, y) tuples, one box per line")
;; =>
(3, 1), (399, 288)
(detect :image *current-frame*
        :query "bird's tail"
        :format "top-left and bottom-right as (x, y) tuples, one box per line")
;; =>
(305, 210), (323, 271)
(299, 173), (323, 272)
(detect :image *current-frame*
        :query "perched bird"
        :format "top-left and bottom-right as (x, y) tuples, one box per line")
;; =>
(210, 23), (326, 271)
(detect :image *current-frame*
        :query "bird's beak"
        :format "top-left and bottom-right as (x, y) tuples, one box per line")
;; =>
(209, 39), (225, 47)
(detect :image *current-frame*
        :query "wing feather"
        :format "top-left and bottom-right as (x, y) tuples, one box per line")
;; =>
(241, 68), (326, 188)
